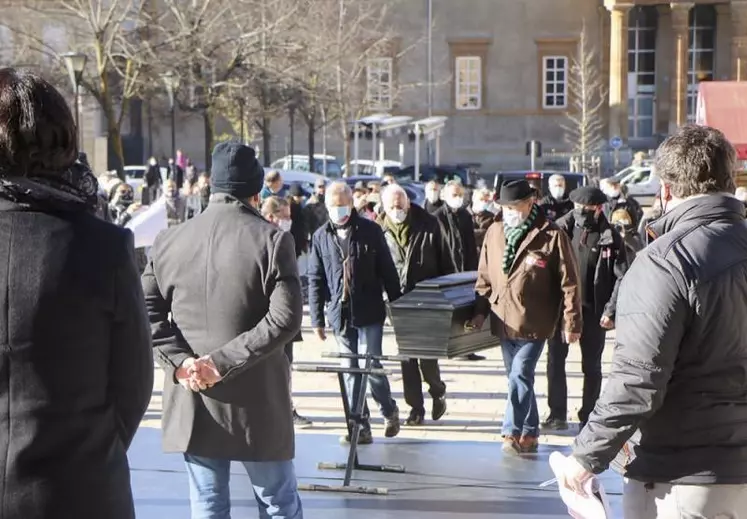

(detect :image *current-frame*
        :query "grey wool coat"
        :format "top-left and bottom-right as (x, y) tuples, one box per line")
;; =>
(142, 195), (303, 461)
(0, 200), (153, 519)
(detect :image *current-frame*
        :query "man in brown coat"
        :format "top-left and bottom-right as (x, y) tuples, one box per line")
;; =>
(471, 179), (582, 455)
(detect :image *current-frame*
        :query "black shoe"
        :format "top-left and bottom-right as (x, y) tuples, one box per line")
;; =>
(292, 410), (312, 427)
(541, 416), (569, 431)
(384, 408), (401, 438)
(460, 353), (485, 361)
(406, 409), (425, 426)
(432, 396), (447, 421)
(340, 428), (374, 445)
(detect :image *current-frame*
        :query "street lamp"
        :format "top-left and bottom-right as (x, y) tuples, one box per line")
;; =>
(62, 52), (87, 148)
(237, 97), (246, 144)
(161, 71), (180, 160)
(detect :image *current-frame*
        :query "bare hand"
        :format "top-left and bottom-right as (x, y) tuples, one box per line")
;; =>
(127, 203), (142, 214)
(192, 356), (223, 389)
(566, 332), (581, 344)
(600, 316), (614, 330)
(468, 315), (486, 331)
(175, 358), (199, 391)
(314, 327), (327, 341)
(557, 455), (594, 496)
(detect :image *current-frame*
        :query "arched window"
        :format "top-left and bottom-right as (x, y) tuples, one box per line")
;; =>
(628, 6), (657, 139)
(687, 5), (716, 122)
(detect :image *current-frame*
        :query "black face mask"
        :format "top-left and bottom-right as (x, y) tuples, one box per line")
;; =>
(573, 208), (596, 228)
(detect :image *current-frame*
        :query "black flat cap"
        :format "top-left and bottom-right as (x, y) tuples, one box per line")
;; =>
(210, 142), (263, 199)
(496, 179), (534, 205)
(569, 186), (608, 206)
(289, 182), (304, 197)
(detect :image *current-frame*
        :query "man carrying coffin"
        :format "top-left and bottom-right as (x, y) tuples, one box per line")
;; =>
(378, 184), (454, 426)
(471, 179), (582, 455)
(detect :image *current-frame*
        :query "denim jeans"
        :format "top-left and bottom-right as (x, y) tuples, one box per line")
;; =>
(501, 339), (545, 438)
(184, 454), (303, 519)
(333, 322), (397, 430)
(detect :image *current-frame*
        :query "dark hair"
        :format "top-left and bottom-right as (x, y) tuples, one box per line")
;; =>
(655, 124), (736, 198)
(0, 68), (78, 177)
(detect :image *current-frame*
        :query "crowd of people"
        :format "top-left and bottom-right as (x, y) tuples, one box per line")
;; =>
(0, 66), (746, 519)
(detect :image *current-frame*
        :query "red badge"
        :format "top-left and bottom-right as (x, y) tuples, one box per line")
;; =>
(602, 249), (612, 259)
(526, 256), (547, 268)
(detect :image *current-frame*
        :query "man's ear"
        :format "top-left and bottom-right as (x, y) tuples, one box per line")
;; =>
(660, 183), (672, 203)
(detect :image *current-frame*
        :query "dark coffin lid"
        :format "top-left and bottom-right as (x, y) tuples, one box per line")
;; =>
(389, 271), (477, 311)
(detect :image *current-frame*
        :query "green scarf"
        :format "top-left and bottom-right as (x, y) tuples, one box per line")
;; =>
(384, 214), (410, 249)
(502, 204), (539, 273)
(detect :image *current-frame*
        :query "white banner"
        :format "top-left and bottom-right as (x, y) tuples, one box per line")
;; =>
(126, 198), (168, 249)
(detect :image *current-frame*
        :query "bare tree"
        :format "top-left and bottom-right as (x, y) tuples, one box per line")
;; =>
(562, 20), (606, 179)
(3, 0), (152, 176)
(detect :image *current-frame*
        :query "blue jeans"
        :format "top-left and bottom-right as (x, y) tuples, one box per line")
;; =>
(501, 339), (545, 438)
(184, 454), (303, 519)
(333, 322), (397, 430)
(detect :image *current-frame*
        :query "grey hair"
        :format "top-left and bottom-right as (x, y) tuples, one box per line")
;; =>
(325, 181), (353, 203)
(654, 124), (736, 198)
(444, 179), (463, 194)
(381, 183), (409, 206)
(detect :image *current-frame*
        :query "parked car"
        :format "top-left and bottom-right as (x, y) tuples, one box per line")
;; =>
(492, 171), (587, 198)
(341, 159), (403, 177)
(395, 163), (481, 186)
(270, 154), (342, 177)
(341, 175), (426, 208)
(264, 168), (330, 198)
(124, 165), (168, 201)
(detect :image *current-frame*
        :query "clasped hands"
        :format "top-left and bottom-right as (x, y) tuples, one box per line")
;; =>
(176, 356), (223, 391)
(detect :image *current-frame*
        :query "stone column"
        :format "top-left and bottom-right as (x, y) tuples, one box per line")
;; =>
(669, 2), (693, 132)
(606, 3), (632, 141)
(732, 2), (747, 81)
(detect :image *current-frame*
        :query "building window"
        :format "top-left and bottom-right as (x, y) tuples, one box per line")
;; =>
(687, 5), (715, 122)
(366, 57), (393, 110)
(542, 56), (567, 109)
(455, 56), (482, 110)
(628, 6), (658, 139)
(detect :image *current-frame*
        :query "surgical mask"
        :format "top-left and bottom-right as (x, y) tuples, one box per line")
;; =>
(602, 185), (620, 199)
(445, 196), (464, 210)
(503, 208), (525, 228)
(387, 209), (407, 224)
(149, 158), (157, 166)
(550, 186), (565, 200)
(328, 205), (351, 225)
(426, 191), (440, 203)
(472, 201), (490, 213)
(278, 219), (292, 232)
(354, 197), (367, 210)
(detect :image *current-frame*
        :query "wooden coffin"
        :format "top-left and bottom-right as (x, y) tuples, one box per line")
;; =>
(388, 271), (500, 359)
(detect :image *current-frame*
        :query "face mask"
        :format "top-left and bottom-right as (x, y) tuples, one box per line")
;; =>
(426, 191), (440, 203)
(445, 196), (463, 210)
(387, 209), (407, 224)
(503, 208), (525, 228)
(278, 219), (292, 232)
(354, 197), (367, 210)
(550, 187), (565, 200)
(472, 201), (490, 213)
(149, 159), (157, 166)
(328, 205), (351, 225)
(166, 189), (176, 198)
(573, 208), (596, 227)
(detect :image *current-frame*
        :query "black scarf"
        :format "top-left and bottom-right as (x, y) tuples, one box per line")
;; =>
(0, 153), (99, 214)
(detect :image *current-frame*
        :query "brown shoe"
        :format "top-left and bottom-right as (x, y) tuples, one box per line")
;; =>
(502, 435), (521, 455)
(519, 435), (539, 453)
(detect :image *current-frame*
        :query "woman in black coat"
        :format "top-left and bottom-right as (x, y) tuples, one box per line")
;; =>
(0, 68), (153, 519)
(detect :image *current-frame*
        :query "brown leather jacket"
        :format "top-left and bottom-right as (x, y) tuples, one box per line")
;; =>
(474, 211), (582, 340)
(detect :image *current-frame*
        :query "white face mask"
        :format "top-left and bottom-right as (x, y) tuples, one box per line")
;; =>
(426, 191), (440, 203)
(550, 186), (565, 200)
(278, 219), (292, 232)
(472, 201), (490, 213)
(503, 207), (526, 228)
(387, 208), (407, 224)
(445, 196), (464, 210)
(327, 205), (352, 225)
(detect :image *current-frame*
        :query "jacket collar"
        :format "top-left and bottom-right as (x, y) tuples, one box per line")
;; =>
(648, 193), (744, 240)
(208, 193), (263, 217)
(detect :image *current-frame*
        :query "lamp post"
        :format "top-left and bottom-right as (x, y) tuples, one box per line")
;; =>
(238, 97), (246, 144)
(161, 71), (180, 160)
(62, 52), (88, 149)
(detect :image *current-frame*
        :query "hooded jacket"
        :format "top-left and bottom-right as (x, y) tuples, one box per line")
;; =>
(573, 194), (747, 484)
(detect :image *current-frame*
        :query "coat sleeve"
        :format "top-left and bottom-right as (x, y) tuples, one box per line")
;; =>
(602, 232), (631, 320)
(307, 230), (327, 328)
(435, 220), (456, 276)
(556, 229), (583, 335)
(572, 251), (688, 474)
(141, 241), (197, 379)
(462, 212), (479, 271)
(209, 231), (303, 378)
(474, 224), (493, 317)
(111, 231), (154, 448)
(374, 225), (403, 302)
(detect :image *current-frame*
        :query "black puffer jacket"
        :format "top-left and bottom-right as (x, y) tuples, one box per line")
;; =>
(435, 205), (478, 272)
(573, 194), (747, 484)
(378, 204), (455, 292)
